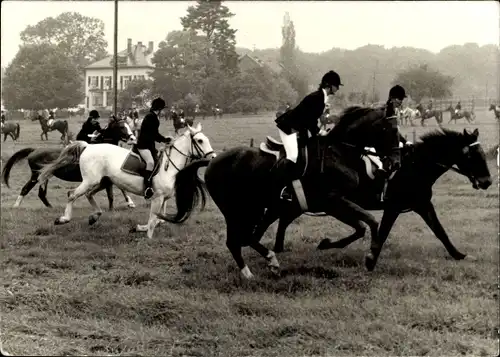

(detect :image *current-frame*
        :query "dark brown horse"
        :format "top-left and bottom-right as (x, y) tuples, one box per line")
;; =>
(446, 105), (475, 124)
(160, 106), (402, 279)
(1, 122), (20, 141)
(32, 114), (69, 142)
(2, 120), (136, 209)
(272, 128), (492, 271)
(416, 104), (444, 127)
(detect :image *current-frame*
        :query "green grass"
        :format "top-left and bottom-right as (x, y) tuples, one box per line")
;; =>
(1, 110), (499, 356)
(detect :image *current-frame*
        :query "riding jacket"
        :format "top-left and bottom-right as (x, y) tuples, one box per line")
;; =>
(384, 100), (407, 144)
(76, 117), (102, 143)
(136, 110), (170, 156)
(275, 89), (328, 138)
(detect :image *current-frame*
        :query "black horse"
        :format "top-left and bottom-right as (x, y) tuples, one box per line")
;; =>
(271, 128), (492, 271)
(161, 106), (402, 279)
(2, 119), (136, 209)
(32, 114), (69, 142)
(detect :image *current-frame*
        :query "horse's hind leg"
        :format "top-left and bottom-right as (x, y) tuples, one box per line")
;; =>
(104, 182), (114, 211)
(225, 217), (257, 279)
(37, 179), (52, 207)
(86, 189), (104, 226)
(54, 181), (97, 225)
(14, 172), (39, 207)
(120, 188), (136, 208)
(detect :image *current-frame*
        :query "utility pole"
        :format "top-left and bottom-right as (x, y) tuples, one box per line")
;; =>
(113, 0), (118, 116)
(372, 59), (379, 104)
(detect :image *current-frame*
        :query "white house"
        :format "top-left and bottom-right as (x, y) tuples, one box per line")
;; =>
(84, 38), (155, 111)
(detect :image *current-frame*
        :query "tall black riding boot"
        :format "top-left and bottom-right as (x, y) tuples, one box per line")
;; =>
(143, 169), (154, 199)
(270, 159), (296, 202)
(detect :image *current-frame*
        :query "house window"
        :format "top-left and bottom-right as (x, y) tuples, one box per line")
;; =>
(103, 76), (112, 90)
(88, 76), (99, 89)
(136, 75), (145, 81)
(122, 76), (131, 89)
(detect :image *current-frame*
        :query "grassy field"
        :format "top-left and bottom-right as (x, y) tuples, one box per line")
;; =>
(1, 109), (499, 356)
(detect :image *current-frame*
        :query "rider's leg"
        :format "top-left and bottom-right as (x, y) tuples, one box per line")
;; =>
(273, 129), (299, 201)
(137, 149), (155, 199)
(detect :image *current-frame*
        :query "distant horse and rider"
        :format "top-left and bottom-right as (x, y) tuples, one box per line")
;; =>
(446, 102), (475, 124)
(1, 111), (21, 141)
(396, 106), (419, 126)
(415, 103), (444, 127)
(32, 110), (69, 143)
(489, 103), (500, 120)
(3, 111), (138, 209)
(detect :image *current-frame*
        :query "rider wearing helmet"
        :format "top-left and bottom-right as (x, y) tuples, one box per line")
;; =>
(455, 101), (462, 115)
(47, 110), (55, 128)
(273, 70), (343, 201)
(76, 110), (102, 142)
(135, 97), (171, 199)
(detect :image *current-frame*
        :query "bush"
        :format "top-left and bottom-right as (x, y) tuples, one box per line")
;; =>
(228, 97), (265, 115)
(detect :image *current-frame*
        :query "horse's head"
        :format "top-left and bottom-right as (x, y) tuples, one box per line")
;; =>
(174, 123), (216, 160)
(454, 128), (492, 190)
(104, 119), (135, 143)
(327, 106), (401, 172)
(489, 104), (495, 111)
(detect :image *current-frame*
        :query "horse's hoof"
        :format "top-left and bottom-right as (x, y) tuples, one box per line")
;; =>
(54, 217), (68, 225)
(461, 254), (474, 261)
(129, 227), (137, 233)
(269, 266), (281, 277)
(128, 203), (136, 209)
(88, 213), (101, 226)
(365, 254), (377, 272)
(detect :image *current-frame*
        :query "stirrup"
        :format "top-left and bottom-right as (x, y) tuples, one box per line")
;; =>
(279, 187), (292, 201)
(144, 187), (154, 199)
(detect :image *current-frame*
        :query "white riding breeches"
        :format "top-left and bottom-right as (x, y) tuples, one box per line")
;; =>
(137, 149), (155, 171)
(278, 129), (299, 163)
(47, 119), (54, 127)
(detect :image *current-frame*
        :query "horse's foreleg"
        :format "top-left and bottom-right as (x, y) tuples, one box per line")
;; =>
(146, 196), (164, 238)
(120, 188), (136, 208)
(14, 173), (39, 208)
(413, 201), (467, 260)
(365, 208), (400, 271)
(273, 205), (302, 253)
(37, 179), (52, 208)
(54, 181), (97, 225)
(105, 183), (114, 211)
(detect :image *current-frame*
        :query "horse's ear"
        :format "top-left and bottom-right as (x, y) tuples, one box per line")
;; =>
(195, 122), (202, 132)
(463, 128), (470, 136)
(472, 128), (479, 138)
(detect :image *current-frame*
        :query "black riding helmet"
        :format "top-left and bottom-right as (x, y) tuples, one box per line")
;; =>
(89, 110), (100, 119)
(151, 98), (166, 111)
(321, 70), (343, 88)
(389, 85), (407, 100)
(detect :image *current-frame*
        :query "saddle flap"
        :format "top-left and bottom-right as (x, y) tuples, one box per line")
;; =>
(121, 149), (146, 176)
(266, 136), (284, 151)
(259, 142), (280, 161)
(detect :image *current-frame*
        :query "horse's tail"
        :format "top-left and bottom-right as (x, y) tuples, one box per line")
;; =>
(2, 148), (35, 188)
(156, 159), (210, 224)
(38, 141), (88, 182)
(15, 123), (20, 140)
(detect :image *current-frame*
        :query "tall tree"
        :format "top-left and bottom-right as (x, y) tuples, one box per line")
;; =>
(279, 12), (308, 100)
(2, 44), (83, 110)
(280, 12), (296, 71)
(180, 1), (238, 72)
(20, 12), (108, 70)
(393, 64), (454, 102)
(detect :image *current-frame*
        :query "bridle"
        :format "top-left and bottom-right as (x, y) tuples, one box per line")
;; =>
(435, 141), (481, 186)
(163, 131), (214, 172)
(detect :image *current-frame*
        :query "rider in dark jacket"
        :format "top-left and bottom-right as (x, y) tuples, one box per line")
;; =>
(135, 98), (171, 199)
(76, 110), (102, 143)
(273, 70), (343, 201)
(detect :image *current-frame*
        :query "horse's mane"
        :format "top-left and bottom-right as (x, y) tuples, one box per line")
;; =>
(328, 105), (384, 137)
(418, 128), (467, 149)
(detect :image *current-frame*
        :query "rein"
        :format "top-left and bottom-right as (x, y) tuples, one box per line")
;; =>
(163, 132), (214, 173)
(434, 141), (480, 177)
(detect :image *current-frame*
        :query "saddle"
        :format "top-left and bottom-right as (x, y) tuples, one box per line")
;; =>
(361, 142), (404, 180)
(120, 147), (161, 177)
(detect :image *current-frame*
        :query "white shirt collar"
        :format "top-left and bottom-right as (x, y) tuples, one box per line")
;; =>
(321, 88), (329, 105)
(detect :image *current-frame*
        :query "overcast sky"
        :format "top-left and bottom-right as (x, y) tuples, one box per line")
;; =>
(1, 1), (499, 66)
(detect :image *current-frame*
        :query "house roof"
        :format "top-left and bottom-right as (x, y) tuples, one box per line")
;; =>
(238, 53), (284, 74)
(85, 43), (154, 70)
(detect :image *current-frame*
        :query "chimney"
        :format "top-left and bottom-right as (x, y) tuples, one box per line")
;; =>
(127, 38), (132, 54)
(148, 41), (154, 54)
